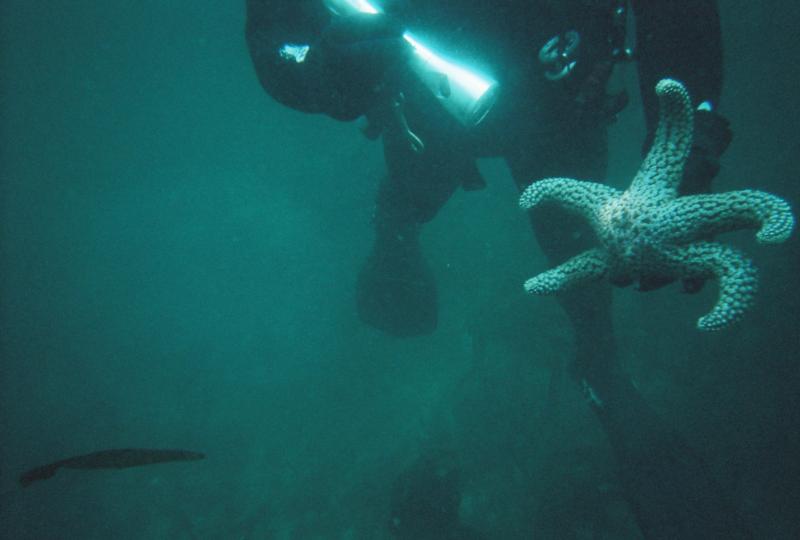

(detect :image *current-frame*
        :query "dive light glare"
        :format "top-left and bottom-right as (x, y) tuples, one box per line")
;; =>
(323, 0), (498, 126)
(401, 31), (498, 126)
(323, 0), (381, 15)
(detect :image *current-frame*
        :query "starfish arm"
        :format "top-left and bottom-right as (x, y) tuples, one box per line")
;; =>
(519, 178), (619, 227)
(661, 190), (795, 245)
(524, 248), (609, 294)
(629, 79), (694, 200)
(664, 242), (758, 331)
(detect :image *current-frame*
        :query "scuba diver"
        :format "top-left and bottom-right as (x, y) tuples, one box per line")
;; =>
(246, 0), (750, 537)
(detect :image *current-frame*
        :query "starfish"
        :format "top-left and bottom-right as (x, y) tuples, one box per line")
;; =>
(519, 79), (795, 331)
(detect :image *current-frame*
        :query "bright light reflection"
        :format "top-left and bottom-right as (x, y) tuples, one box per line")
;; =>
(327, 0), (380, 14)
(402, 32), (493, 99)
(352, 0), (379, 13)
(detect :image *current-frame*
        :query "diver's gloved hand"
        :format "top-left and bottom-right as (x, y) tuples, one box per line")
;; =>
(679, 109), (733, 195)
(308, 13), (406, 120)
(677, 108), (732, 294)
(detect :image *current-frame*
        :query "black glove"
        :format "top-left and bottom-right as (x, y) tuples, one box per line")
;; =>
(307, 13), (405, 120)
(679, 109), (733, 196)
(678, 109), (732, 294)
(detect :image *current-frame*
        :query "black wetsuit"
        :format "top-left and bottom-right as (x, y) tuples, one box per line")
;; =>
(246, 0), (724, 335)
(246, 1), (748, 538)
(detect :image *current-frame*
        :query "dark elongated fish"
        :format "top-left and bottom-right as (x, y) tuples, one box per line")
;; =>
(19, 448), (205, 487)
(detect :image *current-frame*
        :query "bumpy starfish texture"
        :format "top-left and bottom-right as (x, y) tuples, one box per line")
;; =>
(519, 79), (795, 330)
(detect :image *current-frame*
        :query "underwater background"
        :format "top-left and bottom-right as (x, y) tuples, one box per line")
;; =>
(1, 1), (798, 538)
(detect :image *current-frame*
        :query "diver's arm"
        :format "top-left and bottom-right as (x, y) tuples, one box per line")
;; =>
(245, 0), (403, 121)
(631, 0), (723, 134)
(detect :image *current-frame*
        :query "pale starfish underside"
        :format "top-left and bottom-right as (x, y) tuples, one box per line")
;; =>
(519, 79), (795, 331)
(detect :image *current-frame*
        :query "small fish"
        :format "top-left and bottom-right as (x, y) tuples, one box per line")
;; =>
(19, 448), (205, 487)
